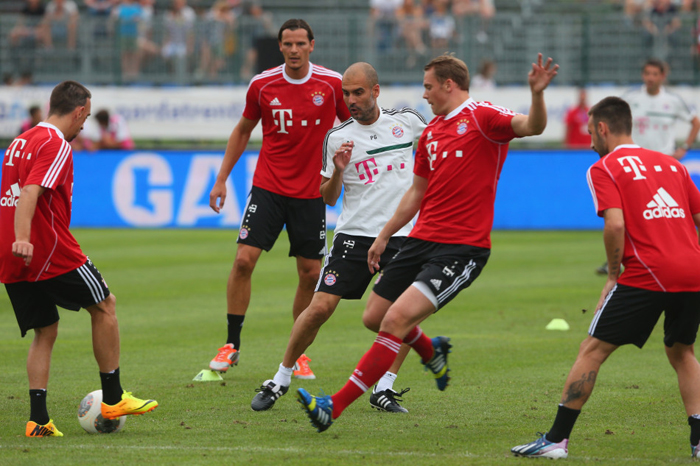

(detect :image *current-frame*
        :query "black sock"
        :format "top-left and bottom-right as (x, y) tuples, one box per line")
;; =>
(29, 389), (49, 425)
(547, 404), (581, 443)
(689, 415), (700, 445)
(226, 314), (245, 350)
(99, 367), (123, 405)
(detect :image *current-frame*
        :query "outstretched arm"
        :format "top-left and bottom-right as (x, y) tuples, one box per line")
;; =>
(511, 53), (559, 137)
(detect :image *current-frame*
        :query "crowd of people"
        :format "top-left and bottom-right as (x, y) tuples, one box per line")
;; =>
(6, 0), (276, 83)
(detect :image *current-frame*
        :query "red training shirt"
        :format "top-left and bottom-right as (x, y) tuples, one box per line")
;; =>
(243, 63), (351, 199)
(0, 122), (86, 283)
(564, 105), (591, 148)
(411, 98), (519, 248)
(587, 144), (700, 292)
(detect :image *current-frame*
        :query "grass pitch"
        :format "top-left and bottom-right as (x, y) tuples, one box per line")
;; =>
(0, 229), (692, 465)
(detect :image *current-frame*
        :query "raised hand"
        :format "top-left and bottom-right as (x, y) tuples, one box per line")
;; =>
(528, 53), (559, 94)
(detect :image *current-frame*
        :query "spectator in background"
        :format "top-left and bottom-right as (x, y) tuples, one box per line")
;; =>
(198, 0), (236, 80)
(370, 0), (402, 54)
(79, 109), (135, 151)
(137, 0), (159, 64)
(452, 0), (496, 43)
(624, 0), (650, 27)
(235, 1), (277, 81)
(85, 0), (116, 38)
(470, 59), (497, 90)
(564, 88), (591, 149)
(642, 0), (681, 62)
(19, 105), (44, 135)
(429, 0), (456, 51)
(10, 0), (47, 75)
(43, 0), (80, 50)
(162, 0), (196, 75)
(397, 0), (428, 68)
(111, 0), (143, 80)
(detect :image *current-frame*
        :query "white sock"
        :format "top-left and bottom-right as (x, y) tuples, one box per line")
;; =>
(272, 364), (294, 387)
(374, 371), (397, 393)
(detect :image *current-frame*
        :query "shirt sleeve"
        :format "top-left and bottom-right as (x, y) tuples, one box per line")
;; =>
(675, 95), (695, 123)
(320, 130), (337, 178)
(413, 132), (431, 179)
(24, 137), (72, 190)
(407, 109), (428, 139)
(478, 104), (518, 142)
(683, 165), (700, 215)
(587, 162), (621, 217)
(242, 81), (262, 121)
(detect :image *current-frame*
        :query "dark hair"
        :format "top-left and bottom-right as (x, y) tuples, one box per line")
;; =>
(643, 58), (667, 74)
(278, 19), (314, 42)
(588, 96), (632, 136)
(95, 109), (110, 126)
(424, 54), (470, 91)
(28, 105), (41, 117)
(48, 81), (91, 117)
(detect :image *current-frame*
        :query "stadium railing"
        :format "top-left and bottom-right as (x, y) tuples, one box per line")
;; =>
(0, 11), (698, 86)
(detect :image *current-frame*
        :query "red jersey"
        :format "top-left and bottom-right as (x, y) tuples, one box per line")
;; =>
(0, 122), (86, 283)
(587, 144), (700, 292)
(243, 63), (351, 199)
(411, 98), (518, 248)
(564, 105), (591, 148)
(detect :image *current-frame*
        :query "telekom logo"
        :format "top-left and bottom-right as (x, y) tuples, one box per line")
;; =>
(272, 109), (293, 134)
(617, 155), (647, 180)
(356, 158), (379, 184)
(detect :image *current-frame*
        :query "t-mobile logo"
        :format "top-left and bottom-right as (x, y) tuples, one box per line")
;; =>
(617, 155), (647, 180)
(272, 109), (293, 134)
(356, 158), (379, 185)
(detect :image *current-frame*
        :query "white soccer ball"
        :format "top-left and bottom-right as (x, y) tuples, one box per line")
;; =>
(77, 390), (126, 434)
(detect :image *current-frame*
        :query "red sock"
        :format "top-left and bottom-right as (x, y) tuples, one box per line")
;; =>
(403, 326), (434, 363)
(331, 332), (402, 418)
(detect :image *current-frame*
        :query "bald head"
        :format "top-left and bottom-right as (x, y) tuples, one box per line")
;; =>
(342, 62), (380, 125)
(343, 62), (378, 89)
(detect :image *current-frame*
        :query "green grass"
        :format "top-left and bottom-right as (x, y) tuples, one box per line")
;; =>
(0, 230), (691, 465)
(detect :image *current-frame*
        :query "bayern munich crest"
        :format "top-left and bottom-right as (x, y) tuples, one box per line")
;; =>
(239, 227), (249, 239)
(391, 124), (404, 138)
(311, 91), (325, 106)
(456, 119), (469, 135)
(324, 273), (337, 286)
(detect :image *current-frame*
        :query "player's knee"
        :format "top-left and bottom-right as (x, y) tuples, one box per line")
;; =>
(34, 322), (59, 342)
(305, 303), (334, 327)
(362, 311), (382, 333)
(666, 343), (695, 369)
(232, 256), (256, 278)
(378, 308), (409, 336)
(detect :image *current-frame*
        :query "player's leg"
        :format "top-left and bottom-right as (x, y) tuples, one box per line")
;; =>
(661, 292), (700, 457)
(6, 282), (64, 437)
(286, 195), (327, 378)
(513, 284), (660, 459)
(251, 292), (342, 411)
(293, 255), (323, 321)
(212, 187), (284, 371)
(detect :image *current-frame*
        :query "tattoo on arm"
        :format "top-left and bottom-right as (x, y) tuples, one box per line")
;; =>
(562, 370), (597, 404)
(609, 248), (621, 278)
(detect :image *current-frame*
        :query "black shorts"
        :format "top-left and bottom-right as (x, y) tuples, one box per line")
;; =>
(373, 238), (490, 310)
(237, 186), (327, 259)
(4, 259), (110, 337)
(589, 283), (700, 348)
(315, 234), (406, 299)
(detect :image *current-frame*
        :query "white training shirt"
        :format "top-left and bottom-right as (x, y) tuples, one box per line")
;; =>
(623, 85), (695, 155)
(321, 107), (427, 237)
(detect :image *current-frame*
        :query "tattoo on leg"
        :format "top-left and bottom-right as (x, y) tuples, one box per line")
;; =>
(563, 371), (597, 404)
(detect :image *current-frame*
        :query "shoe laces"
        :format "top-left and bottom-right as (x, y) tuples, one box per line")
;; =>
(384, 387), (410, 402)
(255, 381), (275, 394)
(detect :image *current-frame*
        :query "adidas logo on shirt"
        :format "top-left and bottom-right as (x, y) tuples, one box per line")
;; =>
(643, 187), (685, 220)
(270, 97), (281, 106)
(430, 279), (442, 290)
(0, 183), (20, 207)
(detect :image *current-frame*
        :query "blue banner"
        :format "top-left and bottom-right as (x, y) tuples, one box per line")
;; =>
(67, 149), (700, 229)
